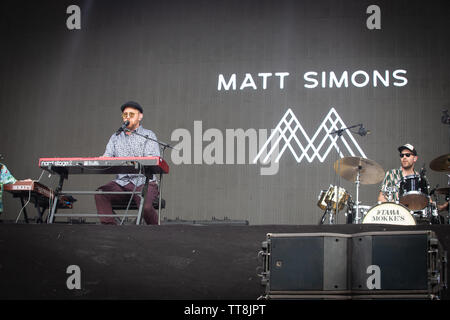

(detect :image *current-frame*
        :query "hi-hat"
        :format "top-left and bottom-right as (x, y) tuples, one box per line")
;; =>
(430, 154), (450, 172)
(436, 187), (450, 195)
(334, 157), (385, 185)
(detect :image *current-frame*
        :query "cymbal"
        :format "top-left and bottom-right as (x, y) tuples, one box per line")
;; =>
(430, 154), (450, 172)
(334, 157), (385, 185)
(436, 187), (450, 195)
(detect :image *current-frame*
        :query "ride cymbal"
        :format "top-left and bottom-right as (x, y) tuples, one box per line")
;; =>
(430, 154), (450, 172)
(334, 157), (385, 184)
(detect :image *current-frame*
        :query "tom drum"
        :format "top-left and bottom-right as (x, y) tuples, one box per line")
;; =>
(399, 174), (429, 211)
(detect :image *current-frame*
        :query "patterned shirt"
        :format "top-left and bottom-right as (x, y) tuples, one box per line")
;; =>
(0, 164), (17, 212)
(380, 167), (418, 202)
(103, 125), (160, 186)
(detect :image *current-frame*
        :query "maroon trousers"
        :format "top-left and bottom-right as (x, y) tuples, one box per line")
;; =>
(95, 181), (159, 225)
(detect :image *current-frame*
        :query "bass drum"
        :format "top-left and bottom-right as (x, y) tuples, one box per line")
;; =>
(362, 202), (416, 225)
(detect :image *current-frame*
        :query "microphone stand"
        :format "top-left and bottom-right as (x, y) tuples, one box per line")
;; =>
(330, 124), (364, 136)
(329, 124), (365, 224)
(447, 175), (450, 224)
(441, 110), (450, 223)
(125, 129), (177, 225)
(441, 110), (450, 150)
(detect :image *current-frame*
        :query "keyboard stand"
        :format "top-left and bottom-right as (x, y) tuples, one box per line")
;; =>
(47, 165), (151, 225)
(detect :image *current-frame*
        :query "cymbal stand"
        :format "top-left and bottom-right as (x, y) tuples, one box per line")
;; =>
(354, 165), (362, 224)
(330, 123), (363, 224)
(319, 199), (334, 225)
(345, 196), (355, 224)
(446, 195), (450, 224)
(446, 174), (450, 224)
(330, 202), (336, 224)
(443, 109), (450, 222)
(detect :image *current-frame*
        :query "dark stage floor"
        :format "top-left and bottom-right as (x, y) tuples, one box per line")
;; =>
(0, 223), (449, 300)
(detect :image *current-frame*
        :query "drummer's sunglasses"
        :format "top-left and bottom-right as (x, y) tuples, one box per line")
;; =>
(399, 153), (413, 158)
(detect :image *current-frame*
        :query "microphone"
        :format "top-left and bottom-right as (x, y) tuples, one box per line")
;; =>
(358, 124), (370, 136)
(115, 120), (130, 136)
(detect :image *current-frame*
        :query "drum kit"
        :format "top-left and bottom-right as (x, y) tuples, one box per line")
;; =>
(317, 153), (450, 226)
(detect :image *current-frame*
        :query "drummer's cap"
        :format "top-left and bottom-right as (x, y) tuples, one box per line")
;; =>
(120, 101), (143, 113)
(398, 143), (417, 155)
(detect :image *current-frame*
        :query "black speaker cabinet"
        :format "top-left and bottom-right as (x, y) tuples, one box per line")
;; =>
(350, 230), (447, 299)
(259, 233), (352, 299)
(259, 231), (447, 300)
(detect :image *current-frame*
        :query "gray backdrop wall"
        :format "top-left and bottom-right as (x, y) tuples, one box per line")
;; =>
(1, 0), (449, 225)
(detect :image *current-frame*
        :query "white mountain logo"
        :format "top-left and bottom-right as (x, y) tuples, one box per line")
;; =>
(253, 108), (367, 164)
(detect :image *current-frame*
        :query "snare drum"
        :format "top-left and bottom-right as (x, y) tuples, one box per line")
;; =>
(317, 185), (349, 211)
(399, 174), (429, 211)
(362, 202), (416, 225)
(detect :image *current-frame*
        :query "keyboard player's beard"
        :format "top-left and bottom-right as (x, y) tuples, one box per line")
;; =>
(126, 119), (141, 133)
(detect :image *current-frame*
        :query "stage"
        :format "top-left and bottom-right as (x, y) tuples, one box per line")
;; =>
(0, 222), (449, 300)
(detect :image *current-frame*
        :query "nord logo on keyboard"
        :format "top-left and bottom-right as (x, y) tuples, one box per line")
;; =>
(41, 161), (74, 167)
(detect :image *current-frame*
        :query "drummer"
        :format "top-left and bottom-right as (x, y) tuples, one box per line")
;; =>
(377, 143), (420, 203)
